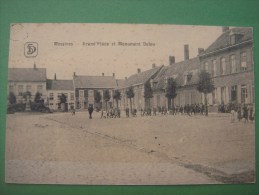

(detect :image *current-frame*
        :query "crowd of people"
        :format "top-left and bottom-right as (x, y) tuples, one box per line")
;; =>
(83, 103), (254, 123)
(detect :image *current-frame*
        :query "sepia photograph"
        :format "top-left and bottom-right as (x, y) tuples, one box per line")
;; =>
(5, 23), (255, 185)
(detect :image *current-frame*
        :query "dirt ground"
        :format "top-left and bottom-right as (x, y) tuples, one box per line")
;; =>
(5, 111), (255, 185)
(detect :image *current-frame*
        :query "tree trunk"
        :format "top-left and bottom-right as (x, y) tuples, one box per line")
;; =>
(116, 99), (118, 108)
(130, 98), (132, 114)
(105, 101), (108, 111)
(167, 98), (171, 110)
(205, 93), (208, 116)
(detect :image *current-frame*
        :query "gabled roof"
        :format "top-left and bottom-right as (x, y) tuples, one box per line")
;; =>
(153, 57), (200, 91)
(201, 27), (253, 56)
(73, 75), (117, 89)
(123, 66), (162, 88)
(8, 68), (47, 82)
(47, 79), (74, 91)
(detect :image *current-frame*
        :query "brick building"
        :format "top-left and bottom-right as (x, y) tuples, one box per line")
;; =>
(199, 27), (254, 108)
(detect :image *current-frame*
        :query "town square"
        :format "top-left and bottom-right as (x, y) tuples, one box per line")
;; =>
(5, 23), (255, 185)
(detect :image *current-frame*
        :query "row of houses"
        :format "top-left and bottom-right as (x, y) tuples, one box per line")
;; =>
(7, 27), (254, 112)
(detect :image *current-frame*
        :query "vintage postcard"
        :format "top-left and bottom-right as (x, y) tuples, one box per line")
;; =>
(6, 23), (255, 185)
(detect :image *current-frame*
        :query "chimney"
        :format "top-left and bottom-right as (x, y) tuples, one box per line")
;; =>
(33, 62), (36, 69)
(198, 48), (204, 55)
(102, 73), (104, 76)
(137, 68), (141, 73)
(112, 73), (115, 78)
(222, 26), (229, 33)
(54, 73), (57, 80)
(169, 56), (175, 65)
(73, 72), (76, 77)
(184, 45), (189, 60)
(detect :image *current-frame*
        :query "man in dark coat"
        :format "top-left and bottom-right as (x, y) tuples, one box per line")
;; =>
(88, 105), (94, 119)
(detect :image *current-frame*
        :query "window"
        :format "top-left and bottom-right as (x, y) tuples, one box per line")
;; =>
(18, 85), (23, 96)
(26, 85), (32, 93)
(212, 60), (217, 77)
(187, 73), (192, 83)
(230, 55), (236, 73)
(230, 85), (237, 102)
(79, 90), (84, 98)
(204, 62), (209, 72)
(9, 85), (14, 93)
(70, 93), (74, 101)
(37, 85), (43, 94)
(49, 93), (54, 100)
(241, 52), (247, 71)
(241, 85), (248, 104)
(220, 58), (226, 75)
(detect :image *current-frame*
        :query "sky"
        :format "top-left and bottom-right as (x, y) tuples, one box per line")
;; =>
(8, 23), (224, 80)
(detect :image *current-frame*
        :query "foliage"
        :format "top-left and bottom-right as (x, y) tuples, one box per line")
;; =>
(165, 78), (177, 109)
(144, 82), (153, 109)
(22, 91), (32, 101)
(197, 70), (215, 94)
(103, 89), (111, 102)
(113, 90), (121, 108)
(165, 78), (177, 99)
(8, 92), (16, 104)
(197, 70), (215, 116)
(34, 92), (43, 103)
(126, 86), (135, 114)
(60, 93), (67, 104)
(126, 86), (135, 99)
(7, 103), (25, 113)
(94, 90), (102, 103)
(144, 82), (153, 99)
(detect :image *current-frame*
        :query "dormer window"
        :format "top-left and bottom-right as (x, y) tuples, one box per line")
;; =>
(230, 31), (244, 45)
(187, 73), (192, 83)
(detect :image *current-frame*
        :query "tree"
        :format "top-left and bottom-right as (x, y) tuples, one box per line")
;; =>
(144, 82), (153, 109)
(34, 92), (43, 103)
(94, 90), (102, 110)
(126, 86), (135, 114)
(103, 89), (111, 111)
(165, 78), (177, 109)
(60, 93), (67, 111)
(113, 90), (121, 108)
(22, 91), (32, 102)
(60, 93), (67, 104)
(8, 92), (16, 104)
(197, 70), (215, 116)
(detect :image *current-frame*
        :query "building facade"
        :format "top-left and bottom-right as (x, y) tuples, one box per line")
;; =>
(117, 65), (162, 111)
(73, 73), (118, 110)
(7, 65), (47, 104)
(152, 54), (202, 109)
(47, 78), (75, 111)
(199, 27), (254, 107)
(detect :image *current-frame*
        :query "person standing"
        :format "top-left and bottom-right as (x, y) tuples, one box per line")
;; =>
(88, 105), (94, 119)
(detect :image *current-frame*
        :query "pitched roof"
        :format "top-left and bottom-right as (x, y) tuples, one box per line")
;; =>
(47, 79), (74, 91)
(73, 75), (117, 89)
(8, 68), (47, 82)
(201, 27), (253, 55)
(123, 66), (162, 88)
(153, 57), (200, 91)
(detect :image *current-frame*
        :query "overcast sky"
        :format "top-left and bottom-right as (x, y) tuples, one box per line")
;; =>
(8, 23), (224, 80)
